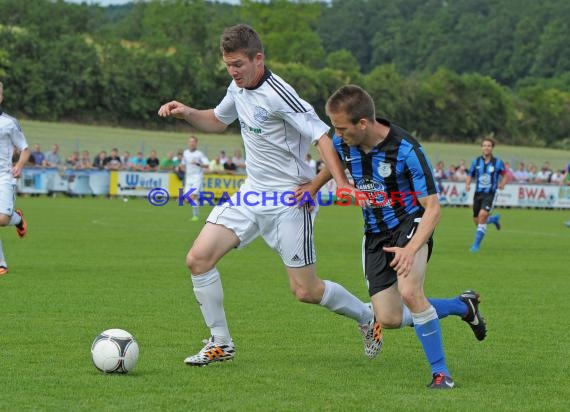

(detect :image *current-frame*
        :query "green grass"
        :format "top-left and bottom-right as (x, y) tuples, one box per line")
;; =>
(20, 119), (570, 170)
(0, 196), (568, 411)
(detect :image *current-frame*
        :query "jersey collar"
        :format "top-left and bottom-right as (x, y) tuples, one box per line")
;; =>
(245, 67), (271, 90)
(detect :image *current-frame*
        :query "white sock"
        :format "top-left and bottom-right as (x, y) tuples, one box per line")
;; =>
(9, 213), (21, 226)
(319, 280), (372, 324)
(192, 206), (199, 217)
(0, 239), (6, 267)
(191, 268), (231, 344)
(400, 304), (414, 328)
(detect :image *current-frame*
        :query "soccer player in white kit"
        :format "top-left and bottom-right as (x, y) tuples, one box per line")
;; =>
(181, 135), (209, 221)
(0, 81), (30, 276)
(158, 24), (379, 366)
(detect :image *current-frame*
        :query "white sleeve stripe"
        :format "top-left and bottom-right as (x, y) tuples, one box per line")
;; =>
(267, 76), (307, 113)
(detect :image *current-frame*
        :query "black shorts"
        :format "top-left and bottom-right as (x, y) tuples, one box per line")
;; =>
(363, 215), (433, 297)
(472, 192), (496, 217)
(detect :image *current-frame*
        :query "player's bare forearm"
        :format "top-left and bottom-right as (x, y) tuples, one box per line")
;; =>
(406, 194), (441, 255)
(158, 101), (226, 133)
(295, 167), (332, 204)
(315, 135), (349, 186)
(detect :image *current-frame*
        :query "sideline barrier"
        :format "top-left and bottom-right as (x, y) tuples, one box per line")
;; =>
(16, 169), (570, 209)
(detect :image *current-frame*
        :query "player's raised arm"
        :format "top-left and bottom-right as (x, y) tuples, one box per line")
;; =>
(158, 100), (227, 133)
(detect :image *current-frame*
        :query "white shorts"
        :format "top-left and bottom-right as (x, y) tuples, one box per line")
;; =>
(0, 183), (16, 216)
(206, 185), (318, 268)
(184, 175), (203, 195)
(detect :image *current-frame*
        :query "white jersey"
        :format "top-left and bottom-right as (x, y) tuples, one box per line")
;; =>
(214, 69), (329, 192)
(182, 149), (209, 178)
(0, 111), (28, 185)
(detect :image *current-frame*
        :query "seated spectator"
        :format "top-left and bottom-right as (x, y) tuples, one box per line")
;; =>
(121, 151), (132, 170)
(218, 150), (228, 166)
(432, 161), (447, 191)
(503, 161), (515, 184)
(93, 150), (107, 169)
(535, 162), (553, 183)
(130, 152), (147, 171)
(160, 151), (179, 171)
(454, 164), (468, 182)
(44, 144), (61, 167)
(105, 148), (122, 171)
(550, 169), (565, 185)
(305, 154), (317, 173)
(513, 162), (529, 183)
(30, 144), (45, 167)
(146, 150), (160, 171)
(232, 149), (246, 174)
(65, 151), (80, 168)
(527, 164), (538, 183)
(446, 164), (457, 181)
(223, 157), (237, 174)
(79, 150), (92, 169)
(208, 155), (225, 173)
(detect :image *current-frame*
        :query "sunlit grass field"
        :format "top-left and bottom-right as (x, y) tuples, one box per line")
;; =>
(0, 196), (568, 411)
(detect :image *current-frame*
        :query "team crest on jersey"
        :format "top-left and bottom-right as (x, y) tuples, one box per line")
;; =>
(253, 106), (269, 123)
(488, 165), (495, 173)
(378, 162), (392, 178)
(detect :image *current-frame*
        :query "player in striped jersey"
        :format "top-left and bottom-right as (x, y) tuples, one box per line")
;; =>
(301, 85), (487, 388)
(158, 25), (377, 366)
(465, 138), (507, 252)
(0, 81), (30, 276)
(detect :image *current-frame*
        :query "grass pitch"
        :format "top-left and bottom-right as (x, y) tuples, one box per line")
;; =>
(0, 196), (568, 411)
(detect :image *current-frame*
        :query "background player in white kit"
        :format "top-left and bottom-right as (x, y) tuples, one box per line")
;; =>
(158, 24), (379, 366)
(0, 81), (30, 276)
(181, 135), (209, 221)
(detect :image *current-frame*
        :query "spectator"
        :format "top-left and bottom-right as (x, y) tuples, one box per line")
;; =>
(454, 163), (468, 182)
(535, 162), (553, 183)
(146, 150), (160, 171)
(65, 151), (80, 168)
(223, 157), (237, 174)
(503, 161), (515, 184)
(218, 150), (228, 165)
(121, 151), (132, 170)
(130, 152), (146, 171)
(93, 150), (107, 169)
(44, 144), (61, 167)
(30, 144), (45, 166)
(446, 164), (457, 181)
(105, 148), (122, 171)
(527, 164), (538, 183)
(550, 169), (565, 185)
(160, 151), (179, 171)
(513, 162), (529, 183)
(432, 161), (447, 192)
(304, 153), (317, 173)
(232, 149), (246, 174)
(208, 155), (225, 173)
(79, 150), (92, 169)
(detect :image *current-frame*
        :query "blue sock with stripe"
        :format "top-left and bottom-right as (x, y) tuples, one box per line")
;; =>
(472, 224), (487, 248)
(412, 306), (450, 376)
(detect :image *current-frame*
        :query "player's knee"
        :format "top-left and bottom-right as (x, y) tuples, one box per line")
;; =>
(186, 250), (212, 275)
(400, 288), (424, 308)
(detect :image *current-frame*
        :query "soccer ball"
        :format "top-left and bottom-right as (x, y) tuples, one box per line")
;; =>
(91, 329), (139, 374)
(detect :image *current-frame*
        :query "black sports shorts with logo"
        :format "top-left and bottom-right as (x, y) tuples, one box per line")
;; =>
(363, 214), (433, 297)
(472, 192), (496, 217)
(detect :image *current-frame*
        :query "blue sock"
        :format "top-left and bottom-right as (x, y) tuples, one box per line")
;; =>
(412, 306), (450, 376)
(488, 215), (498, 225)
(428, 297), (468, 319)
(472, 224), (487, 248)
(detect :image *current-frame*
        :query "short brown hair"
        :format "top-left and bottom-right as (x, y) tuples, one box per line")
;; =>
(220, 24), (264, 60)
(481, 137), (496, 147)
(326, 84), (376, 124)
